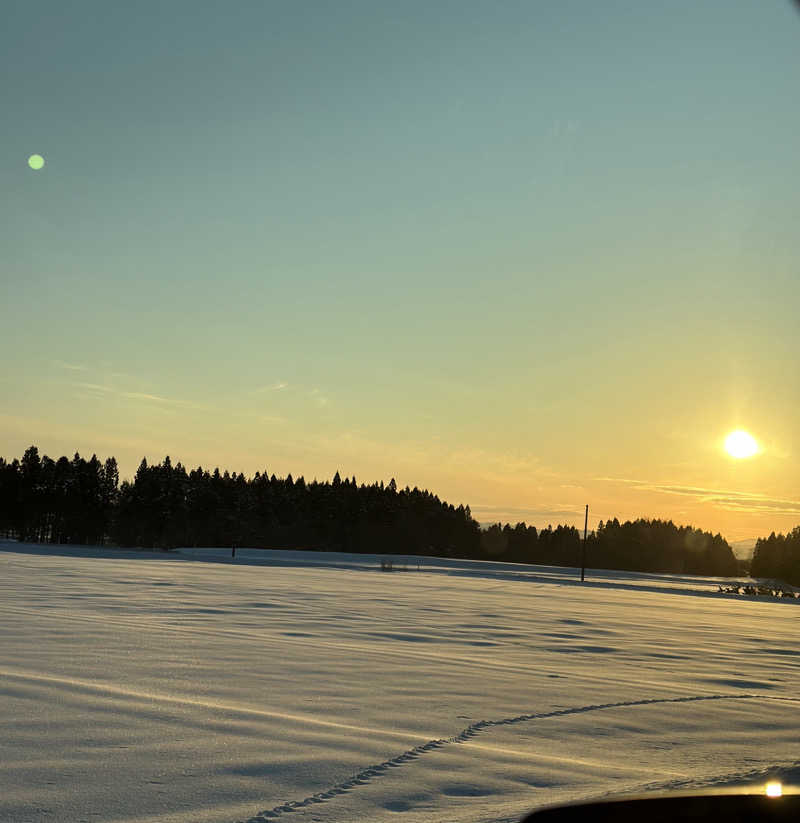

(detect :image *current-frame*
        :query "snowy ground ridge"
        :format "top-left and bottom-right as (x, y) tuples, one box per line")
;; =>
(5, 546), (799, 823)
(240, 692), (800, 822)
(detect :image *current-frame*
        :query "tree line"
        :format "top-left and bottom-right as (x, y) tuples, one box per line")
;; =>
(0, 446), (479, 558)
(750, 527), (800, 586)
(478, 517), (738, 576)
(0, 446), (118, 546)
(0, 444), (774, 580)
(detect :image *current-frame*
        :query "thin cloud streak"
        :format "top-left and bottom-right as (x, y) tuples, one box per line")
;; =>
(252, 381), (289, 394)
(601, 477), (800, 516)
(122, 391), (178, 404)
(53, 360), (88, 372)
(73, 382), (115, 394)
(250, 382), (329, 407)
(71, 382), (206, 411)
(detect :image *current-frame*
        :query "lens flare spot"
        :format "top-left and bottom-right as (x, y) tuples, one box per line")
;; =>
(28, 154), (45, 170)
(766, 781), (782, 798)
(724, 430), (758, 459)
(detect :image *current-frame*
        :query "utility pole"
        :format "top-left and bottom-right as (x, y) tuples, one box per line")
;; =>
(581, 504), (588, 582)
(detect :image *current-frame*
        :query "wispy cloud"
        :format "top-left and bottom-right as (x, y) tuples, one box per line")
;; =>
(249, 381), (330, 408)
(73, 382), (114, 395)
(602, 477), (800, 516)
(71, 382), (205, 411)
(252, 381), (289, 394)
(53, 360), (88, 372)
(121, 391), (177, 405)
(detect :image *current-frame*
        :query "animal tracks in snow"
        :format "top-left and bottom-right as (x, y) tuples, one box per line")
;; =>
(240, 692), (800, 821)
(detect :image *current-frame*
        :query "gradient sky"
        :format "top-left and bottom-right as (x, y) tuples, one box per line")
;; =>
(3, 1), (799, 542)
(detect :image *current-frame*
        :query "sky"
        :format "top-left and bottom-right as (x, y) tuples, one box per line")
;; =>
(2, 1), (799, 543)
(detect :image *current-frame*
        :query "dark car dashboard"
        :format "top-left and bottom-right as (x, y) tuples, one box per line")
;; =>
(522, 788), (798, 822)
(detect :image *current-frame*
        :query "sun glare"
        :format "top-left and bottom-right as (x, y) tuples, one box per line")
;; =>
(766, 781), (783, 798)
(725, 430), (759, 459)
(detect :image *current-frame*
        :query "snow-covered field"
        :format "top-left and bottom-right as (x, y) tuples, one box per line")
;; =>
(1, 542), (799, 823)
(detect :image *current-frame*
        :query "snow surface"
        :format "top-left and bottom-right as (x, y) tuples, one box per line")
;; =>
(1, 541), (799, 823)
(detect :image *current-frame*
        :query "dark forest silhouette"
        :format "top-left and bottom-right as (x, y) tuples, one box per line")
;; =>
(750, 527), (800, 586)
(0, 445), (776, 579)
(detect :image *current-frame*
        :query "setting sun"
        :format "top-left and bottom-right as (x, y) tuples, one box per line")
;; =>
(724, 430), (759, 459)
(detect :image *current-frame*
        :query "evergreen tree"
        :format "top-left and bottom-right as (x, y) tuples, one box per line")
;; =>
(0, 444), (746, 578)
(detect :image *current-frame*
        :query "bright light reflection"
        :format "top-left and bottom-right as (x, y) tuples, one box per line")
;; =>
(766, 781), (782, 798)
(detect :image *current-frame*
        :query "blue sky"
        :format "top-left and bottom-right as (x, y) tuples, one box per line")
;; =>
(3, 1), (799, 539)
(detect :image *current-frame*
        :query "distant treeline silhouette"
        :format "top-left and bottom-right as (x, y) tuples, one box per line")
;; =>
(480, 518), (738, 576)
(0, 447), (118, 546)
(750, 527), (800, 586)
(0, 445), (754, 578)
(0, 446), (478, 557)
